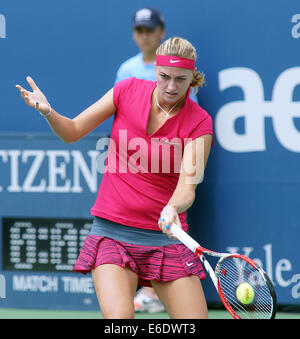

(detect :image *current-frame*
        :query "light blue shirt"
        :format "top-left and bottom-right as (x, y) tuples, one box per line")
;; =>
(115, 53), (199, 104)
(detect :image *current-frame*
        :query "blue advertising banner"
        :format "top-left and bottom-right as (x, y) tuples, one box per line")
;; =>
(0, 0), (299, 310)
(0, 134), (104, 309)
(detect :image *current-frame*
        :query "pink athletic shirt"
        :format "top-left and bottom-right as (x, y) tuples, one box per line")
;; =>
(90, 77), (213, 231)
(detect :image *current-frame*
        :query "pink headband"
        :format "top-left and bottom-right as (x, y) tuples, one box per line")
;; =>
(156, 55), (195, 70)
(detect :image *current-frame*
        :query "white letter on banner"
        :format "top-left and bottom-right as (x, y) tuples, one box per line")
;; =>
(22, 150), (46, 192)
(71, 150), (98, 193)
(216, 68), (266, 152)
(272, 67), (300, 152)
(46, 150), (71, 192)
(0, 274), (6, 298)
(0, 151), (8, 192)
(291, 14), (300, 39)
(0, 14), (6, 39)
(7, 150), (22, 192)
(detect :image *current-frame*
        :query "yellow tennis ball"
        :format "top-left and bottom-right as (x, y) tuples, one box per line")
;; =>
(236, 283), (255, 304)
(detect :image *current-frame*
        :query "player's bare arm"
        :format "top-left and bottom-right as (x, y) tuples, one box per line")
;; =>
(16, 76), (116, 143)
(159, 134), (212, 236)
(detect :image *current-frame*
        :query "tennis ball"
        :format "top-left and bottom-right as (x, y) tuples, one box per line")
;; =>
(236, 283), (255, 304)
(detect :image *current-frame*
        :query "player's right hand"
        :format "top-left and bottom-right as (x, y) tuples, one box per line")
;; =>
(16, 76), (51, 116)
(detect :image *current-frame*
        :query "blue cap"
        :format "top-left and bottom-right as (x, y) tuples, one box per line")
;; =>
(133, 8), (165, 29)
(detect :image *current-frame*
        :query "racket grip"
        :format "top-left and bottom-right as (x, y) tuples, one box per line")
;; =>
(170, 223), (200, 253)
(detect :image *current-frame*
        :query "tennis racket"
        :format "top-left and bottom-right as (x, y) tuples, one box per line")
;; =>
(170, 223), (277, 319)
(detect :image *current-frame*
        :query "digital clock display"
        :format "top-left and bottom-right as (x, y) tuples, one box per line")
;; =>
(2, 218), (92, 271)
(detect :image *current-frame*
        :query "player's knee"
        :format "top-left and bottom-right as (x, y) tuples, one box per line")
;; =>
(100, 300), (135, 319)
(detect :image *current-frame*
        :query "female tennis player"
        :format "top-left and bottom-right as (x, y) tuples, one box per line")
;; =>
(16, 37), (213, 319)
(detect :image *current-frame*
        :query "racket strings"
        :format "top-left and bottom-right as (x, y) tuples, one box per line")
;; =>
(218, 257), (274, 319)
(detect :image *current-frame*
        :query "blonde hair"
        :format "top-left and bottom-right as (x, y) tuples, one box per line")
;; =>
(156, 37), (205, 93)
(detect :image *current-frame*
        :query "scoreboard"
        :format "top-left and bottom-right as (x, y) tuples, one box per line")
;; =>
(2, 218), (92, 272)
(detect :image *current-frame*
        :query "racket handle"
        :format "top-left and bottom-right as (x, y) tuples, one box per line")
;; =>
(170, 223), (200, 253)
